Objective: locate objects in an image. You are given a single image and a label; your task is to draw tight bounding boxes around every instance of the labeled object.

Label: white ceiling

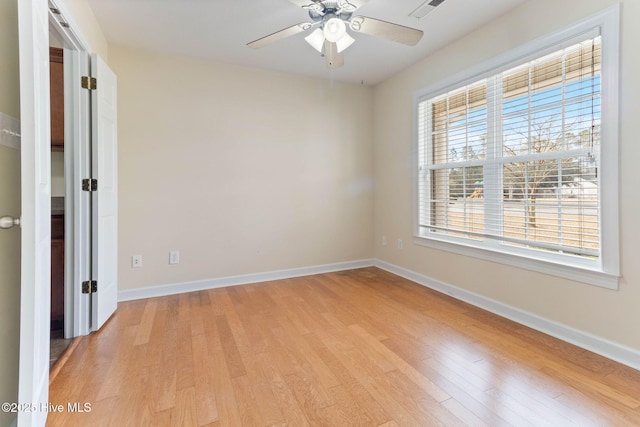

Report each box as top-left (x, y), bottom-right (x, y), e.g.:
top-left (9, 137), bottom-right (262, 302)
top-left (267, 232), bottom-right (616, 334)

top-left (86, 0), bottom-right (527, 85)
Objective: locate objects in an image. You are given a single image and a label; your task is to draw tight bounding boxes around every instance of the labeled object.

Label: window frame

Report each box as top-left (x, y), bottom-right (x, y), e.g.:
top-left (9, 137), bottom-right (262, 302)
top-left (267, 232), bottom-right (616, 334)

top-left (412, 5), bottom-right (620, 289)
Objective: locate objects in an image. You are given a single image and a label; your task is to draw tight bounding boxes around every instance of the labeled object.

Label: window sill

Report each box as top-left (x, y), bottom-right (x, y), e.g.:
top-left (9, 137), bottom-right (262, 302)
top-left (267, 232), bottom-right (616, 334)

top-left (413, 235), bottom-right (619, 290)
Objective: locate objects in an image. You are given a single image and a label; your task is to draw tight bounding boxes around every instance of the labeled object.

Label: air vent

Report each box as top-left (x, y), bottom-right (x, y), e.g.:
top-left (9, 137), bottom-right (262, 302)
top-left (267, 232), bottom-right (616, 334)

top-left (409, 0), bottom-right (446, 19)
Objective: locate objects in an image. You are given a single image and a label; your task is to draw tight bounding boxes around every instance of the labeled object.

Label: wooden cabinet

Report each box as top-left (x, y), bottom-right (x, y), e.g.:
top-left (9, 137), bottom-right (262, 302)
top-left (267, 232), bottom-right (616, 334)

top-left (50, 47), bottom-right (64, 151)
top-left (51, 214), bottom-right (65, 330)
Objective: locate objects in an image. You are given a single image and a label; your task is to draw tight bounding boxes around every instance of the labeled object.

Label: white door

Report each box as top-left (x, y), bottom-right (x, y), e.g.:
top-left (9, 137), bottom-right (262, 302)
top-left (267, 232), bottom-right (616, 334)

top-left (17, 0), bottom-right (51, 425)
top-left (65, 49), bottom-right (93, 337)
top-left (90, 54), bottom-right (118, 330)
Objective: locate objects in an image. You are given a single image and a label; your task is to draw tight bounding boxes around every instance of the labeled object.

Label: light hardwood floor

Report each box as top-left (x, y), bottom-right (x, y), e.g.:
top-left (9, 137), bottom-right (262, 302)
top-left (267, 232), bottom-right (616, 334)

top-left (48, 268), bottom-right (640, 426)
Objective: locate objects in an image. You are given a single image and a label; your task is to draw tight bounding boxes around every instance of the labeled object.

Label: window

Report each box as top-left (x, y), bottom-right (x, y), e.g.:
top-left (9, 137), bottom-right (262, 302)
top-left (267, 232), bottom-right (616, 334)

top-left (414, 8), bottom-right (619, 288)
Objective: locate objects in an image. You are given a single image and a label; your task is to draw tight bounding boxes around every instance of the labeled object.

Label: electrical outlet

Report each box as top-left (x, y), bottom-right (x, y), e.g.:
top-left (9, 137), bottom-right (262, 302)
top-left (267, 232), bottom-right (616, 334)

top-left (397, 239), bottom-right (403, 250)
top-left (382, 235), bottom-right (387, 246)
top-left (132, 255), bottom-right (142, 268)
top-left (169, 250), bottom-right (180, 265)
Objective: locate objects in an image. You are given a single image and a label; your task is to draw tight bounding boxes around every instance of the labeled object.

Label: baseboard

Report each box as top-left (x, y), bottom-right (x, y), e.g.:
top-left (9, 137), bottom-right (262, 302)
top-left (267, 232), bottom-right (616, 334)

top-left (374, 259), bottom-right (640, 372)
top-left (118, 258), bottom-right (375, 302)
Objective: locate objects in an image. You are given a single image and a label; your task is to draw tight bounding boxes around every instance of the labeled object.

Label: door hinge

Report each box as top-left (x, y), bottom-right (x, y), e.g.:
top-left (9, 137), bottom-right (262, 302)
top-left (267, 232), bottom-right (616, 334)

top-left (81, 76), bottom-right (97, 90)
top-left (82, 178), bottom-right (98, 192)
top-left (82, 280), bottom-right (97, 294)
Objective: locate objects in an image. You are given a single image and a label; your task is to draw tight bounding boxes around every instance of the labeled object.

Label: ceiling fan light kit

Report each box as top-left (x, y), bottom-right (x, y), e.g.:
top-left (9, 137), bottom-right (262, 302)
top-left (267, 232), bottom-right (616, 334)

top-left (247, 0), bottom-right (443, 69)
top-left (324, 17), bottom-right (347, 42)
top-left (335, 32), bottom-right (355, 53)
top-left (305, 28), bottom-right (325, 52)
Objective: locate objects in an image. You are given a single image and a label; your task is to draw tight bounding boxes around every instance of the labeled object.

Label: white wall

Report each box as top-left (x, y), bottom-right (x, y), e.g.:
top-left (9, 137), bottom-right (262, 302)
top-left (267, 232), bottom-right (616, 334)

top-left (109, 45), bottom-right (374, 291)
top-left (0, 2), bottom-right (21, 425)
top-left (61, 0), bottom-right (108, 59)
top-left (373, 0), bottom-right (640, 352)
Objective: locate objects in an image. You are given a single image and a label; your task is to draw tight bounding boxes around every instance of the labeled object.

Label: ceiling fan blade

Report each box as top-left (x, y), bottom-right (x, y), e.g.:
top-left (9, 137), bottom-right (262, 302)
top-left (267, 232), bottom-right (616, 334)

top-left (247, 23), bottom-right (313, 49)
top-left (287, 0), bottom-right (367, 11)
top-left (324, 41), bottom-right (344, 69)
top-left (340, 0), bottom-right (369, 10)
top-left (350, 16), bottom-right (423, 46)
top-left (287, 0), bottom-right (320, 8)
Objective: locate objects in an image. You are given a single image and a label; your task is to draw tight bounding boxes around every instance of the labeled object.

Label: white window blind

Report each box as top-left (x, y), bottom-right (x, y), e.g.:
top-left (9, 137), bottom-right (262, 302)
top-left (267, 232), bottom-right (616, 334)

top-left (417, 35), bottom-right (603, 265)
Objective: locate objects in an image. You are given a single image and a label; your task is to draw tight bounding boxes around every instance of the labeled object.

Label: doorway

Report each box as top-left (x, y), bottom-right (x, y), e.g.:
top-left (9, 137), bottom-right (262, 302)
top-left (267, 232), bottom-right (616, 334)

top-left (48, 0), bottom-right (93, 342)
top-left (48, 0), bottom-right (119, 340)
top-left (16, 2), bottom-right (118, 422)
top-left (48, 31), bottom-right (71, 366)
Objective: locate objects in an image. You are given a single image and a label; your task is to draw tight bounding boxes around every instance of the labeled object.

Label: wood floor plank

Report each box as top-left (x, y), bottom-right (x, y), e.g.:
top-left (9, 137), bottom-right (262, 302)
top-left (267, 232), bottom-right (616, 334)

top-left (206, 320), bottom-right (244, 427)
top-left (439, 352), bottom-right (585, 426)
top-left (215, 314), bottom-right (247, 379)
top-left (422, 355), bottom-right (492, 396)
top-left (282, 372), bottom-right (333, 426)
top-left (254, 351), bottom-right (311, 427)
top-left (216, 289), bottom-right (252, 358)
top-left (150, 318), bottom-right (178, 413)
top-left (107, 364), bottom-right (154, 427)
top-left (47, 267), bottom-right (640, 426)
top-left (483, 386), bottom-right (557, 426)
top-left (322, 384), bottom-right (375, 426)
top-left (276, 315), bottom-right (341, 390)
top-left (554, 388), bottom-right (640, 426)
top-left (417, 362), bottom-right (519, 426)
top-left (472, 351), bottom-right (567, 400)
top-left (84, 396), bottom-right (118, 427)
top-left (304, 333), bottom-right (392, 426)
top-left (382, 368), bottom-right (464, 426)
top-left (188, 293), bottom-right (206, 337)
top-left (318, 330), bottom-right (428, 426)
top-left (229, 322), bottom-right (285, 425)
top-left (441, 397), bottom-right (491, 427)
top-left (172, 387), bottom-right (197, 427)
top-left (134, 300), bottom-right (158, 345)
top-left (541, 364), bottom-right (640, 409)
top-left (230, 375), bottom-right (262, 427)
top-left (349, 324), bottom-right (450, 402)
top-left (466, 321), bottom-right (640, 409)
top-left (191, 333), bottom-right (219, 425)
top-left (282, 293), bottom-right (335, 334)
top-left (175, 320), bottom-right (195, 391)
top-left (270, 326), bottom-right (336, 409)
top-left (96, 325), bottom-right (138, 400)
top-left (217, 289), bottom-right (287, 425)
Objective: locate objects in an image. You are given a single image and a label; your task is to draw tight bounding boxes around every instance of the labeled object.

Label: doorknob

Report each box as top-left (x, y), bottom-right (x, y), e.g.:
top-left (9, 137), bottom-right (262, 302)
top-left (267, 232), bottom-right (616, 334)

top-left (0, 216), bottom-right (21, 229)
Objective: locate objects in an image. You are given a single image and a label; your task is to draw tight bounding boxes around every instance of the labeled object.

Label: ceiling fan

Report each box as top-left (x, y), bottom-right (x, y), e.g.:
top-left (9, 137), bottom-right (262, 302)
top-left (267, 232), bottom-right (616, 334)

top-left (247, 0), bottom-right (425, 69)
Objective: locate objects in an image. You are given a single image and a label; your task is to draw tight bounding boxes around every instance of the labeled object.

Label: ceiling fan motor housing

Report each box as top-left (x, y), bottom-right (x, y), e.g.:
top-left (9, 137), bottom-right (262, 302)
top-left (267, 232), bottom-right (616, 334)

top-left (308, 0), bottom-right (356, 23)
